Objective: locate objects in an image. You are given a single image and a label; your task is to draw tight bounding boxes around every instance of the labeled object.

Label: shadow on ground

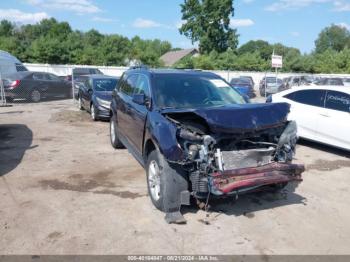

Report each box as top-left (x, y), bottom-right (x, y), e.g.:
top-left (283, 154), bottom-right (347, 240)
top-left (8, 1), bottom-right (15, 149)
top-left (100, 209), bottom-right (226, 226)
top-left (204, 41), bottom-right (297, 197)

top-left (298, 138), bottom-right (350, 159)
top-left (0, 124), bottom-right (34, 176)
top-left (183, 183), bottom-right (306, 219)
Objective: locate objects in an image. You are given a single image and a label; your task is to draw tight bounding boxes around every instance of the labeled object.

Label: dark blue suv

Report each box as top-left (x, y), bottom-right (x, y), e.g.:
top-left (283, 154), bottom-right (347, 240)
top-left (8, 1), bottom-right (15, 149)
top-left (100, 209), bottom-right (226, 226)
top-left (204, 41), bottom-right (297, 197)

top-left (109, 67), bottom-right (304, 224)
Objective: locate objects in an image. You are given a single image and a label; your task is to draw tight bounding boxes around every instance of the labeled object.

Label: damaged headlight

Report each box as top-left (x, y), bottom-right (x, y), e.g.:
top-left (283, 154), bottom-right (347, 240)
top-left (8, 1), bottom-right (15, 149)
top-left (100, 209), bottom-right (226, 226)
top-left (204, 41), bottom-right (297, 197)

top-left (276, 121), bottom-right (298, 162)
top-left (177, 128), bottom-right (215, 162)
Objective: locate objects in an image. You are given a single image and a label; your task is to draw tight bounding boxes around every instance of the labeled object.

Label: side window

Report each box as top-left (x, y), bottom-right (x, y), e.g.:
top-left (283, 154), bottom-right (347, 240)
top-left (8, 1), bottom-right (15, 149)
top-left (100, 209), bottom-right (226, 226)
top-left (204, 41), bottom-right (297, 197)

top-left (284, 89), bottom-right (326, 107)
top-left (33, 73), bottom-right (44, 80)
top-left (325, 91), bottom-right (350, 113)
top-left (120, 74), bottom-right (137, 96)
top-left (134, 75), bottom-right (150, 97)
top-left (48, 74), bottom-right (59, 81)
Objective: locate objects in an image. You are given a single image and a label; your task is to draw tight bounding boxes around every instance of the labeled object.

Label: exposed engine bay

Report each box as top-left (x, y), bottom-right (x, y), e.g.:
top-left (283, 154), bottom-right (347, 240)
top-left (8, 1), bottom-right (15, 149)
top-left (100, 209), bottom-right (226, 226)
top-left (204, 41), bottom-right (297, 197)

top-left (164, 111), bottom-right (304, 199)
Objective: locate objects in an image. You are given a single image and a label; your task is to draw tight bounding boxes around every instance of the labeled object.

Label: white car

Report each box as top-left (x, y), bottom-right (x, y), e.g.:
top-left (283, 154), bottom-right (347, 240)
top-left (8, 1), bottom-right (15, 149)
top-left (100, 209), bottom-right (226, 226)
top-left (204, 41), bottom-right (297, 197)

top-left (268, 85), bottom-right (350, 151)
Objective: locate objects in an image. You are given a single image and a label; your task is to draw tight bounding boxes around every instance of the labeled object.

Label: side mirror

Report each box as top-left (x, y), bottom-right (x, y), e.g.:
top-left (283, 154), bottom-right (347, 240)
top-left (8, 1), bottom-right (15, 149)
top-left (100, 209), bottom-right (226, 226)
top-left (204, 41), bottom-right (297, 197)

top-left (88, 88), bottom-right (93, 94)
top-left (132, 94), bottom-right (146, 105)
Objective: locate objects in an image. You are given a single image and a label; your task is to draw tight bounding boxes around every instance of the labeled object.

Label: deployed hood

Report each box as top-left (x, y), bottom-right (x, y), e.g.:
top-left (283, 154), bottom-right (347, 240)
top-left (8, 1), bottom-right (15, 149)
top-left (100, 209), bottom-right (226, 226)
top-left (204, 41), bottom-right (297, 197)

top-left (161, 103), bottom-right (290, 133)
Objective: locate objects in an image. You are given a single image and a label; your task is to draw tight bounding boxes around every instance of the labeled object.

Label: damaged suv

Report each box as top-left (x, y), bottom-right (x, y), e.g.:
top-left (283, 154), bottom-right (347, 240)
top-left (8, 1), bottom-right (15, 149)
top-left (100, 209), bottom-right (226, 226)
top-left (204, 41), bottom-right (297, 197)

top-left (109, 67), bottom-right (304, 223)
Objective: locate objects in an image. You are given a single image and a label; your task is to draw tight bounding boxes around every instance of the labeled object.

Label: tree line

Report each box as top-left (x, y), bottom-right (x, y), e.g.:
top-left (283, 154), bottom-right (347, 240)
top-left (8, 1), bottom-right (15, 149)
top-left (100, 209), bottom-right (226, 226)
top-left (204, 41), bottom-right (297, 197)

top-left (177, 0), bottom-right (350, 74)
top-left (0, 18), bottom-right (172, 67)
top-left (1, 16), bottom-right (350, 73)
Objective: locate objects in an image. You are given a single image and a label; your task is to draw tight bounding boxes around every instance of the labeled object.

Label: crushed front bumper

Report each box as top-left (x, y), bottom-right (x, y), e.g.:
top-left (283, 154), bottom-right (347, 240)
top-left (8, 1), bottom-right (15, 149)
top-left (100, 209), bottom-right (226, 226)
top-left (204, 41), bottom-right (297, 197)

top-left (209, 162), bottom-right (304, 195)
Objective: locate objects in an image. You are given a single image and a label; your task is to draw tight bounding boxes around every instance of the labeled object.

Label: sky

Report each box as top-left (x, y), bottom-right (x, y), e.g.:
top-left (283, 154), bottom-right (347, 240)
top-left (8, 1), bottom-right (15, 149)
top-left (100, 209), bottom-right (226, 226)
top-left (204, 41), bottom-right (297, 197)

top-left (0, 0), bottom-right (350, 53)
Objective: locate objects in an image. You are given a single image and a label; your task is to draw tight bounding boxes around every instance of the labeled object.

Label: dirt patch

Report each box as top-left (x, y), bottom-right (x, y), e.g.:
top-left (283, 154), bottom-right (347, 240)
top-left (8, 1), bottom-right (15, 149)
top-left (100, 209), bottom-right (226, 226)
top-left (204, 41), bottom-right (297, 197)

top-left (0, 111), bottom-right (24, 115)
top-left (307, 159), bottom-right (350, 171)
top-left (93, 190), bottom-right (145, 199)
top-left (47, 231), bottom-right (63, 239)
top-left (198, 219), bottom-right (211, 225)
top-left (39, 179), bottom-right (144, 199)
top-left (49, 110), bottom-right (91, 124)
top-left (38, 168), bottom-right (145, 199)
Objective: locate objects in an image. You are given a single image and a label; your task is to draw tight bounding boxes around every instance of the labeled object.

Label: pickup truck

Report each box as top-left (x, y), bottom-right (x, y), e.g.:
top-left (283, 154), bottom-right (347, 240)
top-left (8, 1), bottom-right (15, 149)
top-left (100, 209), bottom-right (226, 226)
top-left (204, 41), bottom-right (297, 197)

top-left (109, 67), bottom-right (304, 224)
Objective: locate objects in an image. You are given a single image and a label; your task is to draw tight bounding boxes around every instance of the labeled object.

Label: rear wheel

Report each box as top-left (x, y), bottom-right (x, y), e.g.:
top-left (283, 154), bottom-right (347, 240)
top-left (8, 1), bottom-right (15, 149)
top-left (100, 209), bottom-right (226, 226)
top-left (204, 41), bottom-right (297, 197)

top-left (30, 89), bottom-right (41, 102)
top-left (110, 114), bottom-right (124, 149)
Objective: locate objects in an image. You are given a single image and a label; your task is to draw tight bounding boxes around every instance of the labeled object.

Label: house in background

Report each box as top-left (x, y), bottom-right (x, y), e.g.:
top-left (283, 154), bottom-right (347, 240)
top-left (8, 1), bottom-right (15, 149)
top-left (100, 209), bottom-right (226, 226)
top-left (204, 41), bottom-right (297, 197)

top-left (160, 48), bottom-right (199, 67)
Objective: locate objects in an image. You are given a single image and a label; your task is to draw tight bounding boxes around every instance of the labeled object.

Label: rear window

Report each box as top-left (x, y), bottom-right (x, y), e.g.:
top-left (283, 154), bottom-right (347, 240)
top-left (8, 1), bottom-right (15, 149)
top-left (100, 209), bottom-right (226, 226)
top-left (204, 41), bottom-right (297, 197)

top-left (15, 64), bottom-right (28, 72)
top-left (73, 68), bottom-right (103, 75)
top-left (325, 91), bottom-right (350, 113)
top-left (93, 79), bottom-right (118, 92)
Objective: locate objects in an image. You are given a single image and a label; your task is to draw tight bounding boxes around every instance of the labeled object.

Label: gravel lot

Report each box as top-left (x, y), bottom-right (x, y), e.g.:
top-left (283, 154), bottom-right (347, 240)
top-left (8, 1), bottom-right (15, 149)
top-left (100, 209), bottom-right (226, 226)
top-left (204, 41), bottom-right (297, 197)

top-left (1, 99), bottom-right (350, 255)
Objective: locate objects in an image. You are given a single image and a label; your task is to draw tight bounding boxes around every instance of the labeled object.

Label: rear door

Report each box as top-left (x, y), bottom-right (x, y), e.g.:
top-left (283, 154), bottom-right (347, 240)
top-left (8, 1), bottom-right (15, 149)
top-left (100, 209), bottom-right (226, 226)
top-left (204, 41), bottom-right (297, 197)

top-left (32, 73), bottom-right (47, 93)
top-left (116, 74), bottom-right (138, 144)
top-left (47, 73), bottom-right (66, 96)
top-left (128, 74), bottom-right (151, 152)
top-left (283, 89), bottom-right (326, 140)
top-left (41, 73), bottom-right (56, 96)
top-left (317, 90), bottom-right (350, 149)
top-left (80, 77), bottom-right (93, 108)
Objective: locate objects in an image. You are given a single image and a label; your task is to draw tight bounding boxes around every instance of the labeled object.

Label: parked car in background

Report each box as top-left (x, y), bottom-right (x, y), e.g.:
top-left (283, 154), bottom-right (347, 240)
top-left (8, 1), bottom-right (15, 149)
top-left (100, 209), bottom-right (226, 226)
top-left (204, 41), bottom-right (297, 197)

top-left (268, 85), bottom-right (350, 151)
top-left (64, 67), bottom-right (104, 82)
top-left (285, 76), bottom-right (313, 88)
top-left (259, 77), bottom-right (284, 96)
top-left (314, 78), bottom-right (344, 86)
top-left (239, 75), bottom-right (255, 88)
top-left (230, 77), bottom-right (256, 98)
top-left (109, 67), bottom-right (304, 223)
top-left (77, 75), bottom-right (119, 121)
top-left (3, 71), bottom-right (71, 102)
top-left (71, 68), bottom-right (104, 99)
top-left (342, 78), bottom-right (350, 87)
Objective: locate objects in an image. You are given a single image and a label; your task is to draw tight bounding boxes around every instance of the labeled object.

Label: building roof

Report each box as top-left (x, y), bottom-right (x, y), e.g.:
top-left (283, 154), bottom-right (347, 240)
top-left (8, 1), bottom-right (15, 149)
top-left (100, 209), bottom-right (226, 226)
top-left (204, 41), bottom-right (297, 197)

top-left (160, 48), bottom-right (198, 67)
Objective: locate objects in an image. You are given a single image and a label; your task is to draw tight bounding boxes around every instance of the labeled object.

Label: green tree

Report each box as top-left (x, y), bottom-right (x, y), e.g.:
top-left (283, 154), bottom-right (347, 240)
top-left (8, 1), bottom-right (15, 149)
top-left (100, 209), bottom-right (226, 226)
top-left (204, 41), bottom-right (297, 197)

top-left (179, 0), bottom-right (238, 53)
top-left (238, 40), bottom-right (273, 60)
top-left (315, 24), bottom-right (350, 53)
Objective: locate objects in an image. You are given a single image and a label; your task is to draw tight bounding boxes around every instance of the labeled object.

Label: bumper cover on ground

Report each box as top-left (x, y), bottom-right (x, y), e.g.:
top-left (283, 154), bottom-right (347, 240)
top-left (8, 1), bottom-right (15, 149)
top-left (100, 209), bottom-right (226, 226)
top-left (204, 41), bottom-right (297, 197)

top-left (210, 162), bottom-right (305, 195)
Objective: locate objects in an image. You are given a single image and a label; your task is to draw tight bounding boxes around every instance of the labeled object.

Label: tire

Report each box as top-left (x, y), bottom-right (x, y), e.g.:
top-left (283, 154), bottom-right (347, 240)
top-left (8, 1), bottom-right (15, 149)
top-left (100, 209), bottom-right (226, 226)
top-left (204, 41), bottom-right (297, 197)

top-left (146, 150), bottom-right (166, 211)
top-left (90, 103), bottom-right (98, 121)
top-left (110, 114), bottom-right (124, 149)
top-left (30, 89), bottom-right (41, 103)
top-left (146, 150), bottom-right (189, 213)
top-left (78, 96), bottom-right (83, 110)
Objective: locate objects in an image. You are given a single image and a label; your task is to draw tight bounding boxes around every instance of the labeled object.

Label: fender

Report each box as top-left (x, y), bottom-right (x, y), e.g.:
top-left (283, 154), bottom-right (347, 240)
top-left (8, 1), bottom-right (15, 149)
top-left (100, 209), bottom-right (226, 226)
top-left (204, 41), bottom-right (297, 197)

top-left (144, 111), bottom-right (185, 162)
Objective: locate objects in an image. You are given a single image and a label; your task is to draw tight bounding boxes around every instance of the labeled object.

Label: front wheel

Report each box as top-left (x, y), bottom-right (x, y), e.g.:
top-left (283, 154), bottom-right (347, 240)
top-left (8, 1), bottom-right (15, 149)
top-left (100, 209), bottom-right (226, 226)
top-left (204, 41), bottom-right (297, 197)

top-left (146, 150), bottom-right (165, 211)
top-left (78, 96), bottom-right (83, 110)
top-left (90, 104), bottom-right (98, 121)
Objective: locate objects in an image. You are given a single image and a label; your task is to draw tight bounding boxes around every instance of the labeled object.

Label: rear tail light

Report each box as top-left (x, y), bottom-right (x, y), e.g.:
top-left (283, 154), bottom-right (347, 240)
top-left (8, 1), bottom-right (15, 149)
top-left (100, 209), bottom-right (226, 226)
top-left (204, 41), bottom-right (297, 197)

top-left (9, 80), bottom-right (21, 89)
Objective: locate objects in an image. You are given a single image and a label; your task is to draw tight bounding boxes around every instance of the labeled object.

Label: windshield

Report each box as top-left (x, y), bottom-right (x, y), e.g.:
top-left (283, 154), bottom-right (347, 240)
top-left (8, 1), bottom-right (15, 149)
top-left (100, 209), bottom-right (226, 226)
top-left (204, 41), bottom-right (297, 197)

top-left (153, 74), bottom-right (246, 109)
top-left (231, 78), bottom-right (250, 85)
top-left (93, 79), bottom-right (118, 92)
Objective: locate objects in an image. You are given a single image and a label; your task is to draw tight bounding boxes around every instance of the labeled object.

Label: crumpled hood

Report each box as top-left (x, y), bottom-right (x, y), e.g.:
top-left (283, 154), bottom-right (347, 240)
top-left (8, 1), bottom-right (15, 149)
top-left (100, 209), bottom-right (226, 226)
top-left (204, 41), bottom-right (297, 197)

top-left (161, 103), bottom-right (290, 133)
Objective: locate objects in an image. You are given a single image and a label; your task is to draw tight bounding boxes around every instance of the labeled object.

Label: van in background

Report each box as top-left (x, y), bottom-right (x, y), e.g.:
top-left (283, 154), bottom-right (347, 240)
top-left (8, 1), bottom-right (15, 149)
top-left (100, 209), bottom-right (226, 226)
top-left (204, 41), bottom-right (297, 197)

top-left (0, 50), bottom-right (28, 77)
